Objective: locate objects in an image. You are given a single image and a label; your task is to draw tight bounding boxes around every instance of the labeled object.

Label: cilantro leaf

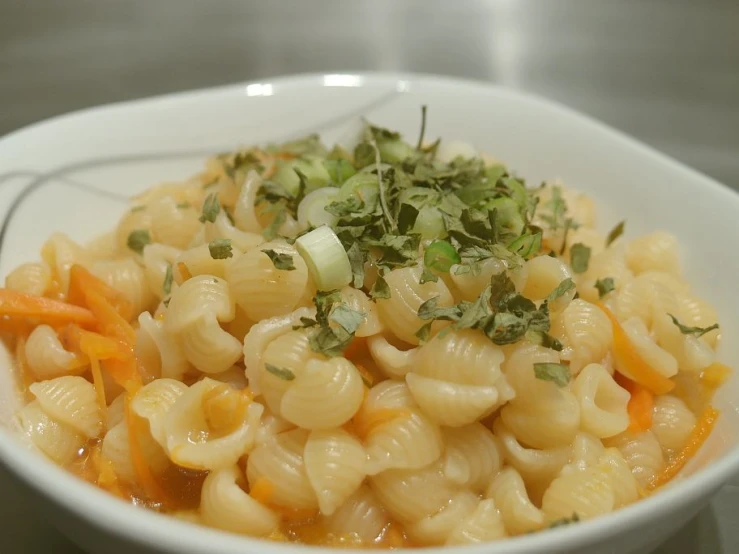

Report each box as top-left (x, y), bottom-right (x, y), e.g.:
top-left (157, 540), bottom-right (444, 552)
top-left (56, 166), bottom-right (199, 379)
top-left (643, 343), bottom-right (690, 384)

top-left (667, 314), bottom-right (719, 337)
top-left (208, 238), bottom-right (233, 260)
top-left (533, 362), bottom-right (571, 387)
top-left (570, 243), bottom-right (591, 273)
top-left (508, 232), bottom-right (542, 260)
top-left (265, 363), bottom-right (296, 381)
top-left (199, 193), bottom-right (220, 223)
top-left (606, 220), bottom-right (625, 246)
top-left (261, 249), bottom-right (295, 270)
top-left (397, 203), bottom-right (420, 235)
top-left (595, 277), bottom-right (615, 298)
top-left (127, 229), bottom-right (151, 255)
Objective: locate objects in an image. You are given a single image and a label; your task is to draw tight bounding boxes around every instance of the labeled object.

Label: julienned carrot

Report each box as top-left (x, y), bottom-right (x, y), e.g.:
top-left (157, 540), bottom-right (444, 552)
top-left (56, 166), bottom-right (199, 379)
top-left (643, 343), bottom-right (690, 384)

top-left (615, 372), bottom-right (654, 432)
top-left (648, 406), bottom-right (720, 490)
top-left (597, 303), bottom-right (675, 395)
top-left (125, 395), bottom-right (169, 505)
top-left (68, 265), bottom-right (133, 321)
top-left (343, 336), bottom-right (367, 361)
top-left (86, 291), bottom-right (136, 346)
top-left (0, 289), bottom-right (96, 326)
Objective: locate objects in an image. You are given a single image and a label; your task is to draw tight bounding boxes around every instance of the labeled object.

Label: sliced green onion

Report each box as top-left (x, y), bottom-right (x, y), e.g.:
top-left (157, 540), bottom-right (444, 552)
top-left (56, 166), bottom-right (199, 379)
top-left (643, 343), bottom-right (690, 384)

top-left (377, 139), bottom-right (417, 163)
top-left (486, 196), bottom-right (525, 238)
top-left (297, 187), bottom-right (340, 230)
top-left (424, 240), bottom-right (461, 272)
top-left (272, 156), bottom-right (332, 196)
top-left (335, 172), bottom-right (380, 210)
top-left (413, 206), bottom-right (446, 240)
top-left (295, 226), bottom-right (352, 291)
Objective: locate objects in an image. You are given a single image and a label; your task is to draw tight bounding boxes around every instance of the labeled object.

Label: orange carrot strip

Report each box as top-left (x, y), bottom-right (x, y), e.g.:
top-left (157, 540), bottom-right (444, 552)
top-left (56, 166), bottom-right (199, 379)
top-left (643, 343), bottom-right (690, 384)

top-left (343, 336), bottom-right (367, 361)
top-left (597, 303), bottom-right (675, 395)
top-left (86, 291), bottom-right (136, 346)
top-left (614, 372), bottom-right (655, 432)
top-left (125, 395), bottom-right (169, 505)
top-left (701, 362), bottom-right (732, 390)
top-left (352, 408), bottom-right (412, 440)
top-left (0, 290), bottom-right (96, 326)
top-left (647, 406), bottom-right (720, 490)
top-left (68, 265), bottom-right (133, 321)
top-left (89, 355), bottom-right (108, 429)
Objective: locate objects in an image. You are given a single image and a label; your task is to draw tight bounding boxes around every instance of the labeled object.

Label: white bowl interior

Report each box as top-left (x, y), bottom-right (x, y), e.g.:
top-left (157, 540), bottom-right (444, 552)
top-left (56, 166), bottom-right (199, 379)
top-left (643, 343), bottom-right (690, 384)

top-left (0, 73), bottom-right (737, 553)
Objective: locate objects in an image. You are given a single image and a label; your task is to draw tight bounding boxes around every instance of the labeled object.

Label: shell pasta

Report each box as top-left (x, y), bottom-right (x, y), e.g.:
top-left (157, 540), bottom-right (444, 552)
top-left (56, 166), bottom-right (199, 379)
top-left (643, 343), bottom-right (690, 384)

top-left (1, 115), bottom-right (729, 549)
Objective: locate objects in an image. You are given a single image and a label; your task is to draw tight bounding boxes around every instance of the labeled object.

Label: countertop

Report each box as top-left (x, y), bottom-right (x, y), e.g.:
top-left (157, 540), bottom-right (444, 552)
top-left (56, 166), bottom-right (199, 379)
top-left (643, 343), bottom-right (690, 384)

top-left (1, 1), bottom-right (738, 552)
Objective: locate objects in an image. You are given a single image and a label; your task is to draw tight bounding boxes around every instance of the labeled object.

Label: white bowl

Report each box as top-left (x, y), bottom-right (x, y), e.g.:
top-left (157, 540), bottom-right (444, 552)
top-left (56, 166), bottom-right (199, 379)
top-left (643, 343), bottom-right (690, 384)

top-left (0, 73), bottom-right (737, 554)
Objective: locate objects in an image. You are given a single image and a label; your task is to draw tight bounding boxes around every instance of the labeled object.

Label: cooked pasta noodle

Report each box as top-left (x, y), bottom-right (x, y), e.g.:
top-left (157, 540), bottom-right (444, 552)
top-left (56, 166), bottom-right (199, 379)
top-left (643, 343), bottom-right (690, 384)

top-left (3, 118), bottom-right (728, 549)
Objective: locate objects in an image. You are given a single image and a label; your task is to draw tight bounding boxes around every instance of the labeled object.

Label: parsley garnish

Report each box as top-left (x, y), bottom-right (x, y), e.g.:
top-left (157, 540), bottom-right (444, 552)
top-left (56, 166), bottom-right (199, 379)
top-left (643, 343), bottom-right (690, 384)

top-left (127, 229), bottom-right (151, 255)
top-left (547, 278), bottom-right (576, 302)
top-left (416, 272), bottom-right (552, 346)
top-left (199, 193), bottom-right (220, 223)
top-left (162, 262), bottom-right (173, 295)
top-left (130, 206), bottom-right (146, 213)
top-left (570, 243), bottom-right (591, 273)
top-left (261, 249), bottom-right (295, 270)
top-left (533, 362), bottom-right (571, 387)
top-left (302, 290), bottom-right (366, 357)
top-left (369, 275), bottom-right (391, 300)
top-left (208, 239), bottom-right (233, 260)
top-left (595, 277), bottom-right (615, 298)
top-left (176, 202), bottom-right (191, 209)
top-left (265, 364), bottom-right (296, 381)
top-left (540, 186), bottom-right (567, 230)
top-left (606, 220), bottom-right (625, 246)
top-left (667, 314), bottom-right (719, 337)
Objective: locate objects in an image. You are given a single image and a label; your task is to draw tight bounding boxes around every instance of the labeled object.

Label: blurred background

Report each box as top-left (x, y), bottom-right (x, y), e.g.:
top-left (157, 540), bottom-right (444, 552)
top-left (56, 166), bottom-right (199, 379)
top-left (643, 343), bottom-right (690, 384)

top-left (1, 1), bottom-right (738, 552)
top-left (1, 0), bottom-right (738, 185)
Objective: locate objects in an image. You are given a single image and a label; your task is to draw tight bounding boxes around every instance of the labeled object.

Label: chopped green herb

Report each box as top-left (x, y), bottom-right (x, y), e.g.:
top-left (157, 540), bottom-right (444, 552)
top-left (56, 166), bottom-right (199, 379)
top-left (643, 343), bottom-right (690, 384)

top-left (162, 262), bottom-right (173, 295)
top-left (534, 362), bottom-right (571, 387)
top-left (549, 513), bottom-right (580, 528)
top-left (508, 232), bottom-right (542, 260)
top-left (595, 277), bottom-right (615, 298)
top-left (415, 321), bottom-right (433, 343)
top-left (305, 290), bottom-right (366, 357)
top-left (205, 238), bottom-right (232, 260)
top-left (176, 202), bottom-right (191, 209)
top-left (261, 249), bottom-right (295, 270)
top-left (126, 229), bottom-right (151, 255)
top-left (199, 193), bottom-right (220, 223)
top-left (130, 205), bottom-right (146, 213)
top-left (265, 363), bottom-right (296, 381)
top-left (547, 278), bottom-right (575, 302)
top-left (540, 186), bottom-right (567, 230)
top-left (369, 275), bottom-right (391, 300)
top-left (569, 243), bottom-right (591, 273)
top-left (419, 267), bottom-right (439, 284)
top-left (667, 314), bottom-right (719, 337)
top-left (606, 220), bottom-right (625, 246)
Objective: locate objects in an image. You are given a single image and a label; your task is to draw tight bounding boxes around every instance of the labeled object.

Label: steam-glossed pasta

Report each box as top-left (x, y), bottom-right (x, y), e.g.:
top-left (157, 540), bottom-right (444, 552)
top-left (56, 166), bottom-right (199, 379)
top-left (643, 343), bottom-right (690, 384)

top-left (2, 111), bottom-right (728, 548)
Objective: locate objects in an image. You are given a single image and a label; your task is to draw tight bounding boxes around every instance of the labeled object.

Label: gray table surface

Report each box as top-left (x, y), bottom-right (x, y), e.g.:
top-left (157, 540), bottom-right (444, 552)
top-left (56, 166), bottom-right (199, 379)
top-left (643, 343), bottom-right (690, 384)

top-left (1, 1), bottom-right (738, 552)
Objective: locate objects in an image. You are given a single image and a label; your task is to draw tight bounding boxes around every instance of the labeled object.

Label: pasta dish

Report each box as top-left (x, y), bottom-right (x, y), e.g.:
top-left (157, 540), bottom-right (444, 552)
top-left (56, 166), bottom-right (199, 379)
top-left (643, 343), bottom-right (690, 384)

top-left (0, 110), bottom-right (728, 547)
